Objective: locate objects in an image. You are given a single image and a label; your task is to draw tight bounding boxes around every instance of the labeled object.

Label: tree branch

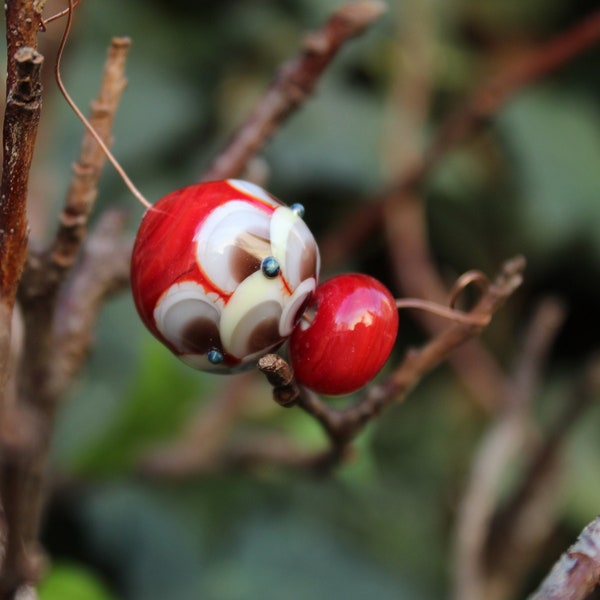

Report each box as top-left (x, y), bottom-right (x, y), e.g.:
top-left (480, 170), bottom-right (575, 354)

top-left (259, 256), bottom-right (525, 472)
top-left (453, 299), bottom-right (566, 600)
top-left (5, 1), bottom-right (44, 94)
top-left (53, 209), bottom-right (132, 393)
top-left (49, 36), bottom-right (131, 273)
top-left (319, 8), bottom-right (600, 269)
top-left (21, 36), bottom-right (131, 301)
top-left (0, 5), bottom-right (44, 591)
top-left (201, 0), bottom-right (386, 181)
top-left (527, 515), bottom-right (600, 600)
top-left (0, 33), bottom-right (131, 596)
top-left (0, 46), bottom-right (44, 407)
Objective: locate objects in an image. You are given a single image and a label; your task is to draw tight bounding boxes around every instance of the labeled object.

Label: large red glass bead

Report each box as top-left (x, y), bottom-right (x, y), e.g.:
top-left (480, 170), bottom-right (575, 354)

top-left (131, 179), bottom-right (320, 373)
top-left (288, 274), bottom-right (398, 395)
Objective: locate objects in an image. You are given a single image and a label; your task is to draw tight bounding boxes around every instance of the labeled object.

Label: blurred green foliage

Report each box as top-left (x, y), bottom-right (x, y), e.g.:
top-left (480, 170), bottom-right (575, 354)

top-left (38, 562), bottom-right (114, 600)
top-left (32, 0), bottom-right (600, 597)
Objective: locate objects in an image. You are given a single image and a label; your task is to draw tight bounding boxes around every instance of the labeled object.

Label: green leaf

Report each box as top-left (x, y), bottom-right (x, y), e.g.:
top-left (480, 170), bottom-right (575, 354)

top-left (39, 563), bottom-right (115, 600)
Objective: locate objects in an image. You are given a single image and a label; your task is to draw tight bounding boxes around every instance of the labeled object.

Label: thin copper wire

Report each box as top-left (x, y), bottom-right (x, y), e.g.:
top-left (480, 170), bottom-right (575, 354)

top-left (54, 0), bottom-right (153, 209)
top-left (394, 298), bottom-right (491, 327)
top-left (448, 270), bottom-right (491, 310)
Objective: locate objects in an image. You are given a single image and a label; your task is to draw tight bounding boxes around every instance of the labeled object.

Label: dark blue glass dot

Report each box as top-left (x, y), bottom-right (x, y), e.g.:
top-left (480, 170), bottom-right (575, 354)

top-left (207, 349), bottom-right (224, 364)
top-left (291, 203), bottom-right (305, 218)
top-left (261, 256), bottom-right (280, 278)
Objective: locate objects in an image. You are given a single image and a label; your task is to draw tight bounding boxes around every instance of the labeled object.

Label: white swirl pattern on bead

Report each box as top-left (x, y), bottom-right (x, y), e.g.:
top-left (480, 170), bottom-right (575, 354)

top-left (152, 183), bottom-right (319, 372)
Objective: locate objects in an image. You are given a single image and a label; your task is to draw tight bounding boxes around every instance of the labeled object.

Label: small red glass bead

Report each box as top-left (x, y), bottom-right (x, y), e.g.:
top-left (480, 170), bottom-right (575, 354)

top-left (288, 273), bottom-right (398, 395)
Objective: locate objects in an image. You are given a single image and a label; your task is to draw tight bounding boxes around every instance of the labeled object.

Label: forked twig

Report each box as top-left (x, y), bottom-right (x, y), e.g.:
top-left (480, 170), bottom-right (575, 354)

top-left (259, 256), bottom-right (525, 472)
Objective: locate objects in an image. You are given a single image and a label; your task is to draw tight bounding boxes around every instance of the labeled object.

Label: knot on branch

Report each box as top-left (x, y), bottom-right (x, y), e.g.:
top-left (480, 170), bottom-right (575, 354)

top-left (257, 354), bottom-right (300, 407)
top-left (11, 48), bottom-right (44, 106)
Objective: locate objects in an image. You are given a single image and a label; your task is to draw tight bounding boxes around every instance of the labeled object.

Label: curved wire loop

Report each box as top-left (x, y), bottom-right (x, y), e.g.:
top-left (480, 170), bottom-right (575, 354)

top-left (396, 270), bottom-right (492, 327)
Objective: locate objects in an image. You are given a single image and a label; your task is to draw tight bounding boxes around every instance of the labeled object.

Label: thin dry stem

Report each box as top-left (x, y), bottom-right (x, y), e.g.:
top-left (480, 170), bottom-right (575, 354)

top-left (40, 0), bottom-right (80, 28)
top-left (54, 1), bottom-right (149, 208)
top-left (485, 354), bottom-right (600, 600)
top-left (259, 257), bottom-right (524, 472)
top-left (452, 299), bottom-right (588, 600)
top-left (201, 0), bottom-right (386, 181)
top-left (21, 36), bottom-right (132, 302)
top-left (139, 375), bottom-right (254, 478)
top-left (453, 299), bottom-right (565, 600)
top-left (319, 8), bottom-right (600, 268)
top-left (53, 210), bottom-right (132, 392)
top-left (528, 515), bottom-right (600, 600)
top-left (50, 37), bottom-right (132, 271)
top-left (384, 189), bottom-right (507, 412)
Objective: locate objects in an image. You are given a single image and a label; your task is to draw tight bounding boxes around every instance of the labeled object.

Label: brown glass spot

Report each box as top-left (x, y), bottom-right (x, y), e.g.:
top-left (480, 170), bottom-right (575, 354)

top-left (299, 242), bottom-right (318, 282)
top-left (247, 317), bottom-right (281, 354)
top-left (180, 317), bottom-right (222, 354)
top-left (230, 232), bottom-right (271, 282)
top-left (229, 246), bottom-right (262, 283)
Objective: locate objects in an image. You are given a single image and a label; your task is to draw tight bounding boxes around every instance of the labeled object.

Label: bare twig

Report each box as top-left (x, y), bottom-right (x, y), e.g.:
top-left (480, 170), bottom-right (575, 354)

top-left (319, 8), bottom-right (600, 268)
top-left (0, 47), bottom-right (44, 410)
top-left (256, 354), bottom-right (300, 408)
top-left (0, 47), bottom-right (43, 299)
top-left (50, 36), bottom-right (131, 272)
top-left (201, 0), bottom-right (386, 181)
top-left (21, 37), bottom-right (132, 300)
top-left (422, 7), bottom-right (600, 179)
top-left (53, 210), bottom-right (132, 392)
top-left (139, 375), bottom-right (253, 478)
top-left (377, 15), bottom-right (600, 414)
top-left (383, 187), bottom-right (507, 412)
top-left (259, 256), bottom-right (525, 472)
top-left (527, 515), bottom-right (600, 600)
top-left (0, 14), bottom-right (44, 591)
top-left (452, 299), bottom-right (566, 600)
top-left (0, 33), bottom-right (132, 595)
top-left (485, 355), bottom-right (600, 600)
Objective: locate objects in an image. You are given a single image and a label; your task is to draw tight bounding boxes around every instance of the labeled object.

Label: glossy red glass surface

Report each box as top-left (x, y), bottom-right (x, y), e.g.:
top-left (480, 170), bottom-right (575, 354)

top-left (131, 179), bottom-right (320, 373)
top-left (288, 273), bottom-right (398, 395)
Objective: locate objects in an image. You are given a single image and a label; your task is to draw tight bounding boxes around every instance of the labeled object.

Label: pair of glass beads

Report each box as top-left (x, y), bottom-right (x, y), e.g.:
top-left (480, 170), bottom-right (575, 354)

top-left (131, 179), bottom-right (398, 395)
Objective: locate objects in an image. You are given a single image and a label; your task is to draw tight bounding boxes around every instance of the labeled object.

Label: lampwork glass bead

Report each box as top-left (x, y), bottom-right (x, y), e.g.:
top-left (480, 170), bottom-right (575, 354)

top-left (131, 179), bottom-right (320, 373)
